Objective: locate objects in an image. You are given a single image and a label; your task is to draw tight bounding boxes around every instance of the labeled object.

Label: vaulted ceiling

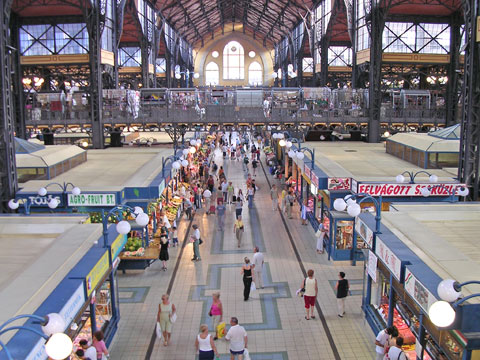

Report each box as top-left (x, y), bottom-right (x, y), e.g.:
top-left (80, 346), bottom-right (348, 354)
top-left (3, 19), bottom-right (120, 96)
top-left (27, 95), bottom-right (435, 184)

top-left (154, 0), bottom-right (313, 47)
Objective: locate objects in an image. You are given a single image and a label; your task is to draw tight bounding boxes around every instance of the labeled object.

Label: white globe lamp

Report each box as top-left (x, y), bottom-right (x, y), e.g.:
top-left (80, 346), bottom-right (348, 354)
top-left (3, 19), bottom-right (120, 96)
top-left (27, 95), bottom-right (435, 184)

top-left (38, 187), bottom-right (47, 196)
top-left (172, 161), bottom-right (181, 170)
top-left (8, 199), bottom-right (19, 210)
top-left (181, 159), bottom-right (189, 167)
top-left (345, 196), bottom-right (356, 206)
top-left (196, 139), bottom-right (202, 146)
top-left (182, 149), bottom-right (189, 156)
top-left (429, 174), bottom-right (439, 183)
top-left (347, 203), bottom-right (362, 217)
top-left (189, 146), bottom-right (196, 154)
top-left (135, 212), bottom-right (150, 227)
top-left (285, 141), bottom-right (292, 148)
top-left (48, 198), bottom-right (59, 209)
top-left (193, 73), bottom-right (200, 79)
top-left (458, 187), bottom-right (469, 197)
top-left (279, 139), bottom-right (286, 147)
top-left (278, 133), bottom-right (284, 139)
top-left (288, 150), bottom-right (295, 158)
top-left (190, 139), bottom-right (196, 146)
top-left (116, 220), bottom-right (131, 234)
top-left (333, 198), bottom-right (347, 212)
top-left (203, 189), bottom-right (211, 197)
top-left (428, 301), bottom-right (456, 327)
top-left (437, 279), bottom-right (462, 302)
top-left (296, 152), bottom-right (305, 160)
top-left (72, 187), bottom-right (81, 196)
top-left (42, 313), bottom-right (66, 336)
top-left (272, 133), bottom-right (278, 139)
top-left (396, 174), bottom-right (405, 183)
top-left (45, 333), bottom-right (73, 360)
top-left (175, 73), bottom-right (181, 80)
top-left (420, 187), bottom-right (431, 197)
top-left (133, 206), bottom-right (144, 215)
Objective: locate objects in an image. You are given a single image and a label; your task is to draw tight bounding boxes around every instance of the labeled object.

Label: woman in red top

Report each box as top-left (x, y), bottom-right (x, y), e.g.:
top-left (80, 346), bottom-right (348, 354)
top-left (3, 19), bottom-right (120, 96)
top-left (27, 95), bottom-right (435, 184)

top-left (92, 330), bottom-right (109, 359)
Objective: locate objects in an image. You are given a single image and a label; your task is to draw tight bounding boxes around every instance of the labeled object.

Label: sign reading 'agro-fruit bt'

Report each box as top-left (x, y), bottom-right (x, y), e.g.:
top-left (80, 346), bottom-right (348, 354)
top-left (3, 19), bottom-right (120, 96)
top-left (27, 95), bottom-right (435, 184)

top-left (68, 193), bottom-right (116, 206)
top-left (356, 183), bottom-right (467, 197)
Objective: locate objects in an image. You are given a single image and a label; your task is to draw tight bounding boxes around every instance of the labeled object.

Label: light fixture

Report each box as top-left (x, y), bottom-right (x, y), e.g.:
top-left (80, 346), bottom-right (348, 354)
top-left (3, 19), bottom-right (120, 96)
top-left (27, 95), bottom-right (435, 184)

top-left (135, 212), bottom-right (150, 227)
top-left (116, 220), bottom-right (131, 234)
top-left (212, 51), bottom-right (219, 58)
top-left (272, 72), bottom-right (278, 79)
top-left (279, 139), bottom-right (286, 147)
top-left (133, 206), bottom-right (144, 215)
top-left (396, 174), bottom-right (406, 183)
top-left (347, 203), bottom-right (361, 217)
top-left (383, 131), bottom-right (391, 138)
top-left (193, 73), bottom-right (200, 79)
top-left (277, 133), bottom-right (284, 139)
top-left (190, 139), bottom-right (197, 146)
top-left (72, 187), bottom-right (81, 196)
top-left (428, 301), bottom-right (456, 327)
top-left (296, 152), bottom-right (305, 160)
top-left (272, 133), bottom-right (278, 139)
top-left (420, 187), bottom-right (431, 197)
top-left (333, 198), bottom-right (347, 212)
top-left (249, 51), bottom-right (256, 58)
top-left (288, 150), bottom-right (295, 157)
top-left (175, 73), bottom-right (181, 80)
top-left (189, 146), bottom-right (196, 154)
top-left (41, 313), bottom-right (66, 336)
top-left (8, 199), bottom-right (19, 210)
top-left (320, 135), bottom-right (326, 141)
top-left (172, 161), bottom-right (181, 170)
top-left (181, 159), bottom-right (189, 167)
top-left (48, 198), bottom-right (59, 209)
top-left (196, 139), bottom-right (202, 146)
top-left (458, 187), bottom-right (469, 196)
top-left (285, 141), bottom-right (292, 148)
top-left (44, 333), bottom-right (73, 360)
top-left (182, 148), bottom-right (190, 156)
top-left (429, 174), bottom-right (439, 183)
top-left (437, 279), bottom-right (462, 302)
top-left (38, 187), bottom-right (47, 196)
top-left (81, 141), bottom-right (89, 148)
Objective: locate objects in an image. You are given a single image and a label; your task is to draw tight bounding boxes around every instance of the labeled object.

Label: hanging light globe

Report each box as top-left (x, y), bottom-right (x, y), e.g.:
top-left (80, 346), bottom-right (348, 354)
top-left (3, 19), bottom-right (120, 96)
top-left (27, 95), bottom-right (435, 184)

top-left (135, 212), bottom-right (150, 227)
top-left (116, 220), bottom-right (131, 234)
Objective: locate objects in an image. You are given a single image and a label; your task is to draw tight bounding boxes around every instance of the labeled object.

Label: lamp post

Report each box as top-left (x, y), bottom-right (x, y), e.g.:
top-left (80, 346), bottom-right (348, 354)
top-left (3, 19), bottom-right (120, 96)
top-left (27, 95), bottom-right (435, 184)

top-left (429, 279), bottom-right (480, 328)
top-left (0, 313), bottom-right (73, 360)
top-left (395, 170), bottom-right (438, 184)
top-left (8, 183), bottom-right (81, 214)
top-left (101, 205), bottom-right (150, 248)
top-left (285, 145), bottom-right (315, 171)
top-left (419, 183), bottom-right (469, 202)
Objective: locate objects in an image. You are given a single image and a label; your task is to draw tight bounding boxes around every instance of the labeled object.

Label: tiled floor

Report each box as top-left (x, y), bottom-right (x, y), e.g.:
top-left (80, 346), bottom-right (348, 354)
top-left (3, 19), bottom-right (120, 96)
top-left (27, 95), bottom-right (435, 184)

top-left (109, 154), bottom-right (376, 360)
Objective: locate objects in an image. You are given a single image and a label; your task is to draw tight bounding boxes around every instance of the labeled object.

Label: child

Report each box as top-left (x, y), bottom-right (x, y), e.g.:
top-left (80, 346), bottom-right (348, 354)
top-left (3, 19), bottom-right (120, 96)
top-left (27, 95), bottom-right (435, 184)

top-left (172, 226), bottom-right (179, 247)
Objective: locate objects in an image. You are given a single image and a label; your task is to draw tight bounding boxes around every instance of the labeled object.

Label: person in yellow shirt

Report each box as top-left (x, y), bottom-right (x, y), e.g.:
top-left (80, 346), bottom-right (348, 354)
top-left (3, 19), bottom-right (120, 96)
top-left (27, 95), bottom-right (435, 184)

top-left (233, 216), bottom-right (245, 248)
top-left (281, 187), bottom-right (287, 213)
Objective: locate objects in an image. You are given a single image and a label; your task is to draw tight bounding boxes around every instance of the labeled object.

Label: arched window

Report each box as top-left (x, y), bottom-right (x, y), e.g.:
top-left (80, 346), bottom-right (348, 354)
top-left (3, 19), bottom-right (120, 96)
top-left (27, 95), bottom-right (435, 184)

top-left (205, 62), bottom-right (219, 85)
top-left (223, 41), bottom-right (244, 80)
top-left (248, 61), bottom-right (263, 86)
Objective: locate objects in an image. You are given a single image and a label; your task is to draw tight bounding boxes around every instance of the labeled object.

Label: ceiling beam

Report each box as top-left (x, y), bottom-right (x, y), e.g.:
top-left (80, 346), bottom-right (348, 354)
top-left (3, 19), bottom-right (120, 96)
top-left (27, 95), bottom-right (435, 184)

top-left (264, 2), bottom-right (290, 43)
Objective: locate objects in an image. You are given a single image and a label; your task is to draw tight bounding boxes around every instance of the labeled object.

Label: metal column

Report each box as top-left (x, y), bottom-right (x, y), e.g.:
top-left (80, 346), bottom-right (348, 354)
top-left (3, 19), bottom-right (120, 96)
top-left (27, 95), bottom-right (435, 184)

top-left (319, 39), bottom-right (329, 86)
top-left (11, 14), bottom-right (25, 140)
top-left (458, 0), bottom-right (480, 199)
top-left (0, 0), bottom-right (18, 211)
top-left (115, 0), bottom-right (127, 88)
top-left (445, 16), bottom-right (461, 127)
top-left (86, 0), bottom-right (105, 149)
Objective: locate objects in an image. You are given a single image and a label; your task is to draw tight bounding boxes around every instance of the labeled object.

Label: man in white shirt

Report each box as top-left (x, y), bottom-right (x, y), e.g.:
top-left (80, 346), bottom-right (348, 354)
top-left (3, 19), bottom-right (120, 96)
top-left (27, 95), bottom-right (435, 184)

top-left (386, 337), bottom-right (407, 360)
top-left (375, 326), bottom-right (396, 360)
top-left (225, 317), bottom-right (247, 360)
top-left (79, 339), bottom-right (97, 360)
top-left (252, 246), bottom-right (265, 289)
top-left (221, 180), bottom-right (228, 203)
top-left (192, 224), bottom-right (201, 261)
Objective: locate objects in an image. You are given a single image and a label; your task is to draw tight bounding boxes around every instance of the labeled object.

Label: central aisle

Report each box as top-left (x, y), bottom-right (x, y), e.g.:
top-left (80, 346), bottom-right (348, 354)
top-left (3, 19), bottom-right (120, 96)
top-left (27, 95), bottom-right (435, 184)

top-left (109, 152), bottom-right (376, 360)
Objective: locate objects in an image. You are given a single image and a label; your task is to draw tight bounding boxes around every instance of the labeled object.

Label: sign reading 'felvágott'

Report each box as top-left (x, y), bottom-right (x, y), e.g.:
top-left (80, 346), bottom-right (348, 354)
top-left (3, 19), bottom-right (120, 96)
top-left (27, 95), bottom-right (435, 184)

top-left (68, 193), bottom-right (116, 206)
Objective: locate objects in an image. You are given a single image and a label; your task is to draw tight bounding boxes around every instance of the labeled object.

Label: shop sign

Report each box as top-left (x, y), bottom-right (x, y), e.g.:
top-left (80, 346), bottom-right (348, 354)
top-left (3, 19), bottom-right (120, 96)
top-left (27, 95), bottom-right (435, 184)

top-left (356, 183), bottom-right (467, 197)
top-left (158, 180), bottom-right (165, 195)
top-left (68, 193), bottom-right (116, 207)
top-left (328, 177), bottom-right (351, 191)
top-left (26, 283), bottom-right (85, 360)
top-left (110, 234), bottom-right (127, 261)
top-left (351, 179), bottom-right (358, 193)
top-left (355, 218), bottom-right (374, 248)
top-left (18, 194), bottom-right (62, 208)
top-left (367, 250), bottom-right (378, 282)
top-left (404, 268), bottom-right (437, 313)
top-left (310, 183), bottom-right (318, 195)
top-left (86, 251), bottom-right (110, 297)
top-left (304, 165), bottom-right (311, 181)
top-left (311, 173), bottom-right (319, 188)
top-left (375, 237), bottom-right (402, 280)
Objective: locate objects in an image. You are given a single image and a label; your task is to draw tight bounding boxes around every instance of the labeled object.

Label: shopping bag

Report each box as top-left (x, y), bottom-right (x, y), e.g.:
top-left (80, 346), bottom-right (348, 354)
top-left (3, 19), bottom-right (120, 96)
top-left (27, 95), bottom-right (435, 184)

top-left (250, 282), bottom-right (256, 292)
top-left (170, 312), bottom-right (177, 323)
top-left (243, 348), bottom-right (251, 360)
top-left (209, 205), bottom-right (216, 214)
top-left (216, 322), bottom-right (226, 339)
top-left (155, 322), bottom-right (162, 339)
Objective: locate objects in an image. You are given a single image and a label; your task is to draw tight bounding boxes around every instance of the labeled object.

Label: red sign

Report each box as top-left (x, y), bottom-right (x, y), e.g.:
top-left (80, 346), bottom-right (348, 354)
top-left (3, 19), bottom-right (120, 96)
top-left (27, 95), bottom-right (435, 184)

top-left (311, 173), bottom-right (319, 188)
top-left (356, 183), bottom-right (467, 197)
top-left (328, 178), bottom-right (351, 191)
top-left (304, 166), bottom-right (311, 181)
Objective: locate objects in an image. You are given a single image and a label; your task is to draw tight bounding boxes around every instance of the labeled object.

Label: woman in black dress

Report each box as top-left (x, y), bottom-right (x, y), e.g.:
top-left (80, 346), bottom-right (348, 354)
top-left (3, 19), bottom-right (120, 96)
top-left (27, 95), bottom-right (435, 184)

top-left (241, 257), bottom-right (254, 301)
top-left (159, 235), bottom-right (169, 271)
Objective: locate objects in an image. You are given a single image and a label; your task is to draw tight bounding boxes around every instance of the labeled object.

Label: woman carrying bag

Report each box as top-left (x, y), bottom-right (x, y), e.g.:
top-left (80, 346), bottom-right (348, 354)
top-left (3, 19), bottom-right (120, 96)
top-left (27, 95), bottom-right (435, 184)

top-left (157, 294), bottom-right (177, 346)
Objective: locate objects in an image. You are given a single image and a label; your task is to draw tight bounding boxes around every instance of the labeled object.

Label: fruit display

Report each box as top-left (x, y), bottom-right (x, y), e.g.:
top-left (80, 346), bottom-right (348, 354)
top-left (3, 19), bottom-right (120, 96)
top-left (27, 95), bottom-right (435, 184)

top-left (164, 196), bottom-right (183, 222)
top-left (125, 236), bottom-right (143, 251)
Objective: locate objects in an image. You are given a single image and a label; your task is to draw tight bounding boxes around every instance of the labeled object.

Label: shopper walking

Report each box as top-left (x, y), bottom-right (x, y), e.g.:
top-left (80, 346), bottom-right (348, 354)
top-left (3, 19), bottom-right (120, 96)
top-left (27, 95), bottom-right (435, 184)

top-left (243, 155), bottom-right (249, 173)
top-left (251, 158), bottom-right (258, 176)
top-left (217, 200), bottom-right (226, 231)
top-left (235, 190), bottom-right (244, 219)
top-left (192, 224), bottom-right (201, 261)
top-left (234, 216), bottom-right (245, 248)
top-left (270, 184), bottom-right (278, 211)
top-left (252, 246), bottom-right (264, 289)
top-left (302, 269), bottom-right (318, 320)
top-left (209, 292), bottom-right (223, 340)
top-left (241, 257), bottom-right (254, 301)
top-left (195, 324), bottom-right (219, 360)
top-left (207, 175), bottom-right (215, 192)
top-left (227, 181), bottom-right (234, 204)
top-left (286, 191), bottom-right (295, 219)
top-left (281, 187), bottom-right (287, 213)
top-left (203, 189), bottom-right (212, 214)
top-left (301, 199), bottom-right (308, 225)
top-left (247, 185), bottom-right (254, 209)
top-left (315, 223), bottom-right (327, 254)
top-left (374, 326), bottom-right (398, 360)
top-left (225, 317), bottom-right (248, 360)
top-left (157, 294), bottom-right (176, 346)
top-left (336, 272), bottom-right (349, 317)
top-left (92, 331), bottom-right (109, 359)
top-left (185, 198), bottom-right (193, 220)
top-left (221, 179), bottom-right (228, 202)
top-left (159, 235), bottom-right (169, 271)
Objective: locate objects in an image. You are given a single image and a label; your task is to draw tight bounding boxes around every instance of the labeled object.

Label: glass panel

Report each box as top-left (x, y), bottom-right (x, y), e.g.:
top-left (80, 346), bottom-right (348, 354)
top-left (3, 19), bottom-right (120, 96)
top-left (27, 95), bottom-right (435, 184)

top-left (417, 23), bottom-right (450, 54)
top-left (302, 57), bottom-right (314, 72)
top-left (223, 41), bottom-right (244, 80)
top-left (20, 25), bottom-right (54, 56)
top-left (248, 61), bottom-right (263, 85)
top-left (328, 47), bottom-right (352, 66)
top-left (56, 24), bottom-right (88, 54)
top-left (205, 61), bottom-right (219, 85)
top-left (383, 22), bottom-right (415, 53)
top-left (119, 47), bottom-right (141, 66)
top-left (156, 58), bottom-right (166, 73)
top-left (335, 220), bottom-right (354, 249)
